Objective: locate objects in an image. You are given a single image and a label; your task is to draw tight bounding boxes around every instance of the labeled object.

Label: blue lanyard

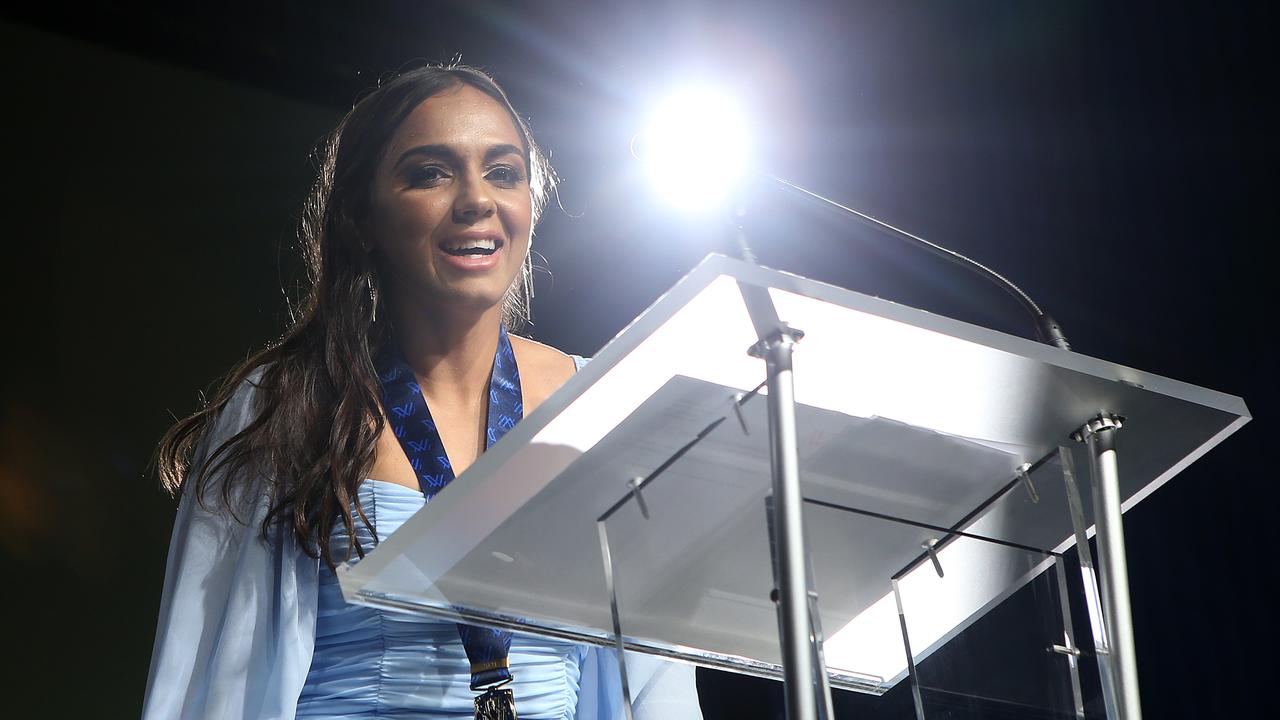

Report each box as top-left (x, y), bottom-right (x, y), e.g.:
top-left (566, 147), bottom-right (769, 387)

top-left (376, 326), bottom-right (522, 690)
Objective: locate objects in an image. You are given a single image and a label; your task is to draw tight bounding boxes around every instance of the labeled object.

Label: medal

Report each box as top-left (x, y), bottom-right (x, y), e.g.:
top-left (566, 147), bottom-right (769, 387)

top-left (474, 684), bottom-right (518, 720)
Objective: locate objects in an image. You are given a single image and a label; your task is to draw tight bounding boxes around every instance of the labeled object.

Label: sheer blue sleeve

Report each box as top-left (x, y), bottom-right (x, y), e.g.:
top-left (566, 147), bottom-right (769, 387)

top-left (568, 353), bottom-right (703, 719)
top-left (142, 374), bottom-right (320, 720)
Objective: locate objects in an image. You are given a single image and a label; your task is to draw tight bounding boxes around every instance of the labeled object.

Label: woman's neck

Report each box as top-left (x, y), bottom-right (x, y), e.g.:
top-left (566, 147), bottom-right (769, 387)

top-left (386, 298), bottom-right (505, 405)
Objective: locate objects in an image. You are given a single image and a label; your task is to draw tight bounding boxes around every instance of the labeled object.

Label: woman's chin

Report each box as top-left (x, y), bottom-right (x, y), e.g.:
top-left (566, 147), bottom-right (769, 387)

top-left (428, 283), bottom-right (512, 317)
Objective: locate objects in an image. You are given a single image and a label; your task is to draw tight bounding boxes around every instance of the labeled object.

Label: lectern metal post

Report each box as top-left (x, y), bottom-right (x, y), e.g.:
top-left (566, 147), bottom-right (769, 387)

top-left (1075, 415), bottom-right (1143, 720)
top-left (756, 328), bottom-right (833, 720)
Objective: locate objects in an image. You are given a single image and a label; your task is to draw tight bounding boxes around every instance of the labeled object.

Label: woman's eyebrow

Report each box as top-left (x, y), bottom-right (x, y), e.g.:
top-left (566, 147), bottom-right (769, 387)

top-left (393, 144), bottom-right (458, 170)
top-left (393, 143), bottom-right (525, 170)
top-left (483, 144), bottom-right (525, 163)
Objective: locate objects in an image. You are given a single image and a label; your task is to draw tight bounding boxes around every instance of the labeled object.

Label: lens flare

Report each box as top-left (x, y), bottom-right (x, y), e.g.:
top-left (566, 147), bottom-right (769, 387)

top-left (636, 87), bottom-right (751, 211)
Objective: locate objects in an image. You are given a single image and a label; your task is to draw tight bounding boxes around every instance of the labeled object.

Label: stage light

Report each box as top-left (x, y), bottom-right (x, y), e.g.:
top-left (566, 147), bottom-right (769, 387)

top-left (634, 87), bottom-right (752, 211)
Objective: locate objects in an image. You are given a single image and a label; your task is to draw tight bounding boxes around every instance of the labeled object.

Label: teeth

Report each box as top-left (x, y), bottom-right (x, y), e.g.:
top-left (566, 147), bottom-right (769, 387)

top-left (443, 238), bottom-right (497, 252)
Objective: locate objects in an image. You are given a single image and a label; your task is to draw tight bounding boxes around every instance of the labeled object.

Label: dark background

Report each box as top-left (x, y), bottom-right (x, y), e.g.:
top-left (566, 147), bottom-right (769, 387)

top-left (0, 1), bottom-right (1274, 717)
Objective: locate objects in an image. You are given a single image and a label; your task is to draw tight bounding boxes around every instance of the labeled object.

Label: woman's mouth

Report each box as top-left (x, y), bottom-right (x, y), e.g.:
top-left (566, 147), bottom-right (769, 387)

top-left (437, 235), bottom-right (505, 271)
top-left (440, 237), bottom-right (502, 257)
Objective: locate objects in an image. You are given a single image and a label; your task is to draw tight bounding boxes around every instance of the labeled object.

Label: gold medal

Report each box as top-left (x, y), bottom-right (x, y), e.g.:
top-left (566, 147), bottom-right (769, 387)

top-left (474, 685), bottom-right (518, 720)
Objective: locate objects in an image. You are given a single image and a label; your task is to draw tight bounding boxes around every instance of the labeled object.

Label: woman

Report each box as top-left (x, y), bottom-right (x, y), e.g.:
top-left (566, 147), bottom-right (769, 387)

top-left (143, 64), bottom-right (702, 720)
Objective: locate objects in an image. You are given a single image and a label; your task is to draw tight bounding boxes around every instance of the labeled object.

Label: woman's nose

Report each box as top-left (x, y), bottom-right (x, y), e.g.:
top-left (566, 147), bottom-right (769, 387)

top-left (452, 174), bottom-right (496, 223)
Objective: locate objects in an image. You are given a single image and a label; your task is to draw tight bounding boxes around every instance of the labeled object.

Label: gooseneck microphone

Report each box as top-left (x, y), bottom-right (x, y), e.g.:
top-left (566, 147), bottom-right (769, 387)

top-left (765, 175), bottom-right (1072, 351)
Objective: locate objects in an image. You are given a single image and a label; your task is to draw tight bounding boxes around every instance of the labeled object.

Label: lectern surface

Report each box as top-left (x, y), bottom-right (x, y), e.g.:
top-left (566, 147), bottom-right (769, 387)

top-left (338, 254), bottom-right (1249, 693)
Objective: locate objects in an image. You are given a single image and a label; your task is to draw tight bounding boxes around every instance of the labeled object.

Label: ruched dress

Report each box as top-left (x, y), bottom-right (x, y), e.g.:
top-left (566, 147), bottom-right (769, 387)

top-left (295, 478), bottom-right (588, 718)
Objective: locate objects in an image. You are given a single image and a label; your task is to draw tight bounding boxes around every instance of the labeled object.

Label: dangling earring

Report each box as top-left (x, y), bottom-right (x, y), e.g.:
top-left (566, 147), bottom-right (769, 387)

top-left (521, 251), bottom-right (535, 323)
top-left (368, 275), bottom-right (379, 323)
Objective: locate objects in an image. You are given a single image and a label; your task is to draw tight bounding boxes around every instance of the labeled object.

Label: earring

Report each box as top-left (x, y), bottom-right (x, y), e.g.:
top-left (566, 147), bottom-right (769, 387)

top-left (522, 252), bottom-right (535, 318)
top-left (368, 275), bottom-right (378, 323)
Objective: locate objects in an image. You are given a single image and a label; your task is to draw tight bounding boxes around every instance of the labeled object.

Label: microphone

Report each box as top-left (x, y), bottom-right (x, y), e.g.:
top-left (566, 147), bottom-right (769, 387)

top-left (763, 175), bottom-right (1072, 351)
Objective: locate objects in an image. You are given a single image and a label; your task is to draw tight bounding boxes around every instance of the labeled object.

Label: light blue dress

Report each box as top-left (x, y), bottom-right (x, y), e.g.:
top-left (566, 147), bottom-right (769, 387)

top-left (142, 362), bottom-right (702, 720)
top-left (297, 478), bottom-right (587, 718)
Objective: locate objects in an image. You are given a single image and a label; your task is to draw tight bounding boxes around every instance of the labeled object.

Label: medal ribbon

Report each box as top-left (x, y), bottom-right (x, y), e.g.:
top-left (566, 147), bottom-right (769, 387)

top-left (376, 326), bottom-right (523, 691)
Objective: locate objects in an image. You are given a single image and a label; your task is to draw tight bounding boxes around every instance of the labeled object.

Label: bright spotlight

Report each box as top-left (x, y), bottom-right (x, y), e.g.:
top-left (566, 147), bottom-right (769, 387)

top-left (635, 87), bottom-right (752, 211)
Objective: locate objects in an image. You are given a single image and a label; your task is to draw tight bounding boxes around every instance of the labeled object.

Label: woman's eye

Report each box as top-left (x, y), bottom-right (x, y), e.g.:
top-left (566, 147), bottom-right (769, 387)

top-left (407, 165), bottom-right (448, 187)
top-left (486, 165), bottom-right (524, 186)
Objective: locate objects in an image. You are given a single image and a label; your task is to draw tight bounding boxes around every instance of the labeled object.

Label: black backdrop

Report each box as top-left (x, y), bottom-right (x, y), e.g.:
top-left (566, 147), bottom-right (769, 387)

top-left (0, 2), bottom-right (1274, 717)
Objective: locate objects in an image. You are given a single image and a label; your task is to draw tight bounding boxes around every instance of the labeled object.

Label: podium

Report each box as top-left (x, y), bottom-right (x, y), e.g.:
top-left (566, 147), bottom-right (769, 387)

top-left (338, 254), bottom-right (1249, 719)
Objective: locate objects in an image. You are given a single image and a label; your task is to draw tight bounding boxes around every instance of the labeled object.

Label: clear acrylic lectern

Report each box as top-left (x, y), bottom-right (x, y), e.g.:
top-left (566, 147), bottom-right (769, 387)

top-left (338, 254), bottom-right (1250, 719)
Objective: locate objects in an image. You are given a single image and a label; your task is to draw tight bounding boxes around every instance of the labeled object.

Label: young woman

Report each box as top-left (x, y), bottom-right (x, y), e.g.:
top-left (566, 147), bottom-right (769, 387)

top-left (143, 64), bottom-right (702, 720)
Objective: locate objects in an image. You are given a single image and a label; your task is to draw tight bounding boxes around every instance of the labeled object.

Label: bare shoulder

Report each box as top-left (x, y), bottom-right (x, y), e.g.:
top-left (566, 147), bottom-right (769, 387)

top-left (509, 335), bottom-right (577, 413)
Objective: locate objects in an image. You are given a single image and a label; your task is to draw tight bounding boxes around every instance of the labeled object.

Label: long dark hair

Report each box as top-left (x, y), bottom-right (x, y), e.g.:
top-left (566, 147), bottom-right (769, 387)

top-left (156, 64), bottom-right (556, 569)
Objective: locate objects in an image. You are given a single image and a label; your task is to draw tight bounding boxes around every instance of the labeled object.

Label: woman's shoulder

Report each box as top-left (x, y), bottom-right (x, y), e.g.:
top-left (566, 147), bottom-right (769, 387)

top-left (216, 364), bottom-right (270, 433)
top-left (180, 363), bottom-right (272, 501)
top-left (509, 335), bottom-right (576, 374)
top-left (508, 335), bottom-right (578, 412)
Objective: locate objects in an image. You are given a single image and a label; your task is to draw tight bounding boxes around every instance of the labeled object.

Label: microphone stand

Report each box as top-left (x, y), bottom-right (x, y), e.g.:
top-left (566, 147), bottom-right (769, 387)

top-left (764, 175), bottom-right (1073, 352)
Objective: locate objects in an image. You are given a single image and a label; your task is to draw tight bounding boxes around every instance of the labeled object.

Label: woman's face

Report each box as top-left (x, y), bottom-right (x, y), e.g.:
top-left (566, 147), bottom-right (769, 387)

top-left (367, 84), bottom-right (533, 319)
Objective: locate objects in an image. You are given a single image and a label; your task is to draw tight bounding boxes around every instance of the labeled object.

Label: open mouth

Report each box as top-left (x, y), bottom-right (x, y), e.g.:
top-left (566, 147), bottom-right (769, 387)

top-left (440, 237), bottom-right (503, 257)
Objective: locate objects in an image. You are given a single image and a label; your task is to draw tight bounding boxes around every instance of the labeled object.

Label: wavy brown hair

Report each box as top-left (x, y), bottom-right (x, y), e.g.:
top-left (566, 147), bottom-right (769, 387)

top-left (155, 64), bottom-right (556, 569)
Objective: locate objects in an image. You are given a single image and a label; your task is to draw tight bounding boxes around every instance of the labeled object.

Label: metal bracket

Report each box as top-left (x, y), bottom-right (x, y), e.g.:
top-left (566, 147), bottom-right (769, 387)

top-left (732, 392), bottom-right (750, 435)
top-left (1071, 412), bottom-right (1125, 442)
top-left (921, 538), bottom-right (945, 578)
top-left (1017, 462), bottom-right (1039, 503)
top-left (626, 476), bottom-right (650, 520)
top-left (746, 322), bottom-right (805, 358)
